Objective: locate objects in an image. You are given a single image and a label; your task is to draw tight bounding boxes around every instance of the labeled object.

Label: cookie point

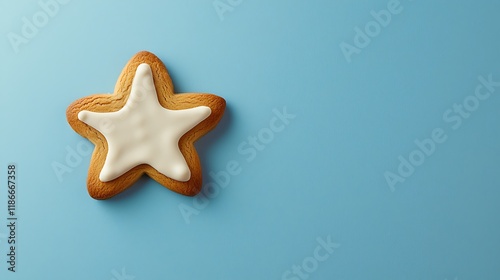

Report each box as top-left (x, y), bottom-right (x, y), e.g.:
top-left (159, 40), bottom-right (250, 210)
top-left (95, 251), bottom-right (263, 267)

top-left (99, 171), bottom-right (113, 183)
top-left (78, 111), bottom-right (88, 121)
top-left (174, 166), bottom-right (191, 182)
top-left (98, 173), bottom-right (106, 182)
top-left (200, 106), bottom-right (212, 117)
top-left (137, 63), bottom-right (152, 74)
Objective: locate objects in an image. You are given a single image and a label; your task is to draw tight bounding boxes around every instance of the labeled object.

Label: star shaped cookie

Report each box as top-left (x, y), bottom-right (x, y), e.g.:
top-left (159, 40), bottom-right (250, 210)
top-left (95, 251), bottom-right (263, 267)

top-left (66, 51), bottom-right (226, 199)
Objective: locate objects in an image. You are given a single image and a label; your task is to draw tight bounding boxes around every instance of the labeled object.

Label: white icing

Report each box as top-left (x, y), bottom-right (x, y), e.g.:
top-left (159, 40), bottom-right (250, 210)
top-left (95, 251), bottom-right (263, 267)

top-left (78, 63), bottom-right (211, 182)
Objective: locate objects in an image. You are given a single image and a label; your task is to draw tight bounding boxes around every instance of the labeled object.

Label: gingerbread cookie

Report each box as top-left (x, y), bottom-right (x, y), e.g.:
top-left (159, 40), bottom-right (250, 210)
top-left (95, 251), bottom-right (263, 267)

top-left (66, 51), bottom-right (226, 199)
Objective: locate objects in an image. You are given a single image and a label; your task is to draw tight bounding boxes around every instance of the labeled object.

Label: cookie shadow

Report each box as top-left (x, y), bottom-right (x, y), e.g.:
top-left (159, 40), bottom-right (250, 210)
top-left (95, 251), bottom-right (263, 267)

top-left (195, 103), bottom-right (233, 198)
top-left (102, 176), bottom-right (151, 203)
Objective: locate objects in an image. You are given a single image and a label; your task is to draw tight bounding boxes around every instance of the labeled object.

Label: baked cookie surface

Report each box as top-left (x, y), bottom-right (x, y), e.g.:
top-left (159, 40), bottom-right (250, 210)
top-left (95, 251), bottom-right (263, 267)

top-left (67, 51), bottom-right (226, 199)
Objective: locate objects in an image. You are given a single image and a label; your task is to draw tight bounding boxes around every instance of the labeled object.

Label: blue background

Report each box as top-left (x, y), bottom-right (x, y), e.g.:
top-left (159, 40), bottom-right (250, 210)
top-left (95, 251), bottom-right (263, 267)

top-left (1, 0), bottom-right (500, 279)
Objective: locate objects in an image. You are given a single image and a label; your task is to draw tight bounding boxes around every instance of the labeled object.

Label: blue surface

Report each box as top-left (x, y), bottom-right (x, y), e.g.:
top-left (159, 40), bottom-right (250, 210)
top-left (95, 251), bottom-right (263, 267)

top-left (1, 0), bottom-right (500, 279)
